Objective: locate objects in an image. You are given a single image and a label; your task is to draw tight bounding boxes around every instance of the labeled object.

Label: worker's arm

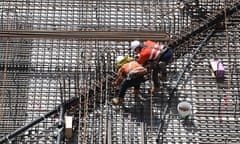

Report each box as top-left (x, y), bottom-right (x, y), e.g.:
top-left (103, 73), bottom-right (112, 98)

top-left (137, 49), bottom-right (151, 65)
top-left (113, 68), bottom-right (125, 85)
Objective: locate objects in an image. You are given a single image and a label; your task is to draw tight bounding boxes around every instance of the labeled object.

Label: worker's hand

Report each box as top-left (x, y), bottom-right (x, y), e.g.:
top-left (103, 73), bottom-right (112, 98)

top-left (112, 81), bottom-right (118, 86)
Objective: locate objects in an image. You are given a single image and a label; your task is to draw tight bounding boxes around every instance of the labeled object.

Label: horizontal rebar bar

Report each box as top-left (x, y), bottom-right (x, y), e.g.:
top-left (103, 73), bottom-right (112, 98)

top-left (0, 31), bottom-right (169, 41)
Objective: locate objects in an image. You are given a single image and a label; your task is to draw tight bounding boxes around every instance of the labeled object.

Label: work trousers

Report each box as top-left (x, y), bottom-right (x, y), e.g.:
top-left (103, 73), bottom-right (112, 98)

top-left (118, 76), bottom-right (146, 98)
top-left (150, 48), bottom-right (173, 88)
top-left (151, 62), bottom-right (166, 88)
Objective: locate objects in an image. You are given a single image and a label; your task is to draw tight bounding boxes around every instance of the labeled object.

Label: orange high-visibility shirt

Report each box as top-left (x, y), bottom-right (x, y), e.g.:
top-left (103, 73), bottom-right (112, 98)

top-left (115, 61), bottom-right (146, 84)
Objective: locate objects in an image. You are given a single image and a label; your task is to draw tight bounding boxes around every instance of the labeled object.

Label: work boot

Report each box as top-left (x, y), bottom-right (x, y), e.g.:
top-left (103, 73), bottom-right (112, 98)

top-left (131, 88), bottom-right (139, 96)
top-left (150, 87), bottom-right (160, 93)
top-left (111, 97), bottom-right (124, 105)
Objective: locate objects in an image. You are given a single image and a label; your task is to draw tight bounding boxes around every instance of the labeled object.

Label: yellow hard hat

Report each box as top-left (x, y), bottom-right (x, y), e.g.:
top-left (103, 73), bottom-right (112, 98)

top-left (116, 55), bottom-right (133, 69)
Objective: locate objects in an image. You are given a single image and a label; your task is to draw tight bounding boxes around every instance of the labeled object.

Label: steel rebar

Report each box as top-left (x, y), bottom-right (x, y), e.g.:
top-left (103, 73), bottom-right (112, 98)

top-left (0, 31), bottom-right (169, 41)
top-left (0, 97), bottom-right (79, 144)
top-left (156, 29), bottom-right (215, 143)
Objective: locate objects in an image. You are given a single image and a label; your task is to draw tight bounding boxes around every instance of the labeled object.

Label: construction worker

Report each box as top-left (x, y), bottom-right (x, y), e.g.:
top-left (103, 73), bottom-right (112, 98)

top-left (111, 56), bottom-right (148, 106)
top-left (130, 40), bottom-right (173, 93)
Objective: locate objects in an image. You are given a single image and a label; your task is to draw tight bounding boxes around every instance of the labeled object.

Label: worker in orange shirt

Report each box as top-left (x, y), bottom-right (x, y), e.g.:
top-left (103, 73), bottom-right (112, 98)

top-left (130, 40), bottom-right (173, 93)
top-left (111, 56), bottom-right (148, 105)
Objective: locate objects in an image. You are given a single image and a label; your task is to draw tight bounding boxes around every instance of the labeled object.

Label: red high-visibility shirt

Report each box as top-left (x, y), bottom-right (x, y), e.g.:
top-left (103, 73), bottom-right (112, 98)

top-left (138, 40), bottom-right (165, 64)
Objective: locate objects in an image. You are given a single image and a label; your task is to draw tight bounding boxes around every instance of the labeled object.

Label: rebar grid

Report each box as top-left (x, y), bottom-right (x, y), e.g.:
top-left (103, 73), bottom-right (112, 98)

top-left (0, 0), bottom-right (240, 144)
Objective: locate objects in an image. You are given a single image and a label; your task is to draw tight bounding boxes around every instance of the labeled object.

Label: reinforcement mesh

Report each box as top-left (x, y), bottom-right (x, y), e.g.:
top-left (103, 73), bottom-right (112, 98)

top-left (0, 0), bottom-right (239, 144)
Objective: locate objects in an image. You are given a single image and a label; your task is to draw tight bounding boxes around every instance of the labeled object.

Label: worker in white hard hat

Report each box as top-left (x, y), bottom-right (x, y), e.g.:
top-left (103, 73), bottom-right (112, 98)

top-left (111, 55), bottom-right (148, 105)
top-left (130, 40), bottom-right (173, 93)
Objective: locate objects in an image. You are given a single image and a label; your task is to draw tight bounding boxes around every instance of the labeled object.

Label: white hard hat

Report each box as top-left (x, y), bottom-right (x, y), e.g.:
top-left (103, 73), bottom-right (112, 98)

top-left (130, 40), bottom-right (141, 51)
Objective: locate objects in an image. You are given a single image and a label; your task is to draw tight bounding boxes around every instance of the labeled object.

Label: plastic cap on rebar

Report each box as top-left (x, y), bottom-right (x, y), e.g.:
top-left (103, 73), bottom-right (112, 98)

top-left (130, 40), bottom-right (141, 51)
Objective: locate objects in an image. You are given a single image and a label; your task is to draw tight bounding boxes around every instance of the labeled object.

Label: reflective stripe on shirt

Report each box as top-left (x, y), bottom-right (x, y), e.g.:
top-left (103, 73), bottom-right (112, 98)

top-left (148, 44), bottom-right (161, 60)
